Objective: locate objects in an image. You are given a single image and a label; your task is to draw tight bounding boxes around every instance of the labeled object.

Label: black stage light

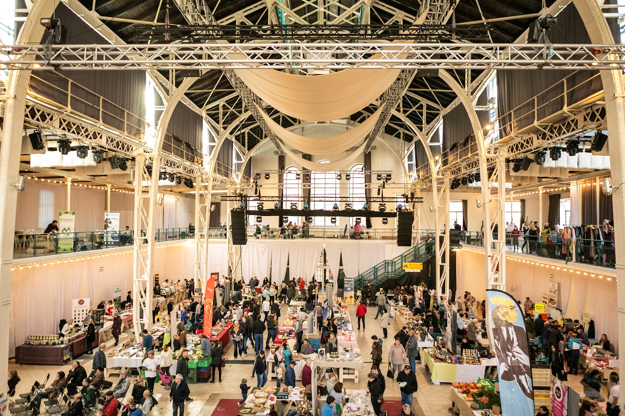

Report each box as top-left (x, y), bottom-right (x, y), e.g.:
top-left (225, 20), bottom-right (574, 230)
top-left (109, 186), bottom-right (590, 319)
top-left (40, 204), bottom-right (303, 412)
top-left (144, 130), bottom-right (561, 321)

top-left (254, 173), bottom-right (261, 180)
top-left (282, 216), bottom-right (289, 223)
top-left (550, 147), bottom-right (562, 161)
top-left (512, 159), bottom-right (522, 173)
top-left (109, 155), bottom-right (120, 169)
top-left (522, 157), bottom-right (532, 171)
top-left (566, 140), bottom-right (580, 156)
top-left (304, 173), bottom-right (310, 181)
top-left (330, 217), bottom-right (337, 224)
top-left (93, 150), bottom-right (103, 163)
top-left (290, 203), bottom-right (297, 210)
top-left (337, 173), bottom-right (342, 180)
top-left (333, 203), bottom-right (339, 211)
top-left (146, 165), bottom-right (153, 177)
top-left (382, 218), bottom-right (388, 225)
top-left (256, 216), bottom-right (262, 223)
top-left (29, 131), bottom-right (45, 150)
top-left (184, 178), bottom-right (194, 188)
top-left (346, 174), bottom-right (351, 181)
top-left (118, 158), bottom-right (128, 171)
top-left (307, 217), bottom-right (313, 224)
top-left (592, 131), bottom-right (608, 152)
top-left (265, 173), bottom-right (270, 180)
top-left (535, 151), bottom-right (546, 165)
top-left (76, 146), bottom-right (88, 159)
top-left (176, 175), bottom-right (182, 185)
top-left (304, 203), bottom-right (309, 210)
top-left (451, 179), bottom-right (461, 189)
top-left (387, 174), bottom-right (392, 181)
top-left (355, 218), bottom-right (361, 224)
top-left (474, 172), bottom-right (480, 182)
top-left (295, 173), bottom-right (301, 180)
top-left (168, 173), bottom-right (175, 182)
top-left (345, 203), bottom-right (353, 210)
top-left (257, 203), bottom-right (264, 211)
top-left (467, 174), bottom-right (475, 184)
top-left (58, 139), bottom-right (71, 155)
top-left (379, 203), bottom-right (386, 212)
top-left (461, 177), bottom-right (468, 186)
top-left (160, 171), bottom-right (168, 181)
top-left (376, 174), bottom-right (382, 181)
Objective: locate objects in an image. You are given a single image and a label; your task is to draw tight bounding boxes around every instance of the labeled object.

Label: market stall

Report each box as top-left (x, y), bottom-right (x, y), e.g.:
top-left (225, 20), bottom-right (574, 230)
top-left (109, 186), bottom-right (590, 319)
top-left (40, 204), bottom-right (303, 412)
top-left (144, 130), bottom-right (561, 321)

top-left (15, 330), bottom-right (100, 365)
top-left (584, 346), bottom-right (619, 386)
top-left (422, 348), bottom-right (488, 385)
top-left (342, 390), bottom-right (375, 416)
top-left (205, 322), bottom-right (233, 348)
top-left (448, 384), bottom-right (500, 416)
top-left (237, 385), bottom-right (308, 416)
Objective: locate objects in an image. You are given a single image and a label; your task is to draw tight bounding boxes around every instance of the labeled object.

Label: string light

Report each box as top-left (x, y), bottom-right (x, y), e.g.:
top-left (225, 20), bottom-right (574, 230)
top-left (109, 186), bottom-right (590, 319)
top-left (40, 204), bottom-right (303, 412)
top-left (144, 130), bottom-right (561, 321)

top-left (24, 176), bottom-right (134, 194)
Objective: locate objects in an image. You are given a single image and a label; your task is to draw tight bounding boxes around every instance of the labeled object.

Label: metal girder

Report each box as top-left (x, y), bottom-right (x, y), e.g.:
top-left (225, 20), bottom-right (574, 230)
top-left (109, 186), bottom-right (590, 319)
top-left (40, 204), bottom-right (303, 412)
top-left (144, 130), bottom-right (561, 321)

top-left (435, 176), bottom-right (451, 300)
top-left (194, 175), bottom-right (212, 290)
top-left (6, 43), bottom-right (625, 70)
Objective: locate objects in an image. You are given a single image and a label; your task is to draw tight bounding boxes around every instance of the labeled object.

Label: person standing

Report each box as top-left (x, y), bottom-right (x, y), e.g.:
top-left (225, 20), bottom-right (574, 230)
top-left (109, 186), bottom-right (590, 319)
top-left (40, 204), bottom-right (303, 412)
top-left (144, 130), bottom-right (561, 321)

top-left (252, 317), bottom-right (266, 355)
top-left (568, 332), bottom-right (582, 376)
top-left (86, 319), bottom-right (96, 355)
top-left (396, 365), bottom-right (418, 408)
top-left (356, 301), bottom-right (367, 330)
top-left (388, 337), bottom-right (407, 376)
top-left (231, 323), bottom-right (245, 358)
top-left (380, 309), bottom-right (389, 339)
top-left (200, 334), bottom-right (212, 357)
top-left (266, 313), bottom-right (278, 350)
top-left (252, 350), bottom-right (267, 388)
top-left (607, 373), bottom-right (620, 416)
top-left (302, 358), bottom-right (312, 390)
top-left (367, 372), bottom-right (384, 416)
top-left (406, 329), bottom-right (419, 372)
top-left (375, 291), bottom-right (386, 319)
top-left (169, 375), bottom-right (190, 416)
top-left (112, 313), bottom-right (122, 346)
top-left (176, 349), bottom-right (190, 383)
top-left (93, 344), bottom-right (107, 371)
top-left (142, 350), bottom-right (159, 394)
top-left (294, 318), bottom-right (304, 353)
top-left (238, 378), bottom-right (249, 407)
top-left (314, 303), bottom-right (324, 331)
top-left (210, 342), bottom-right (223, 383)
top-left (285, 362), bottom-right (296, 388)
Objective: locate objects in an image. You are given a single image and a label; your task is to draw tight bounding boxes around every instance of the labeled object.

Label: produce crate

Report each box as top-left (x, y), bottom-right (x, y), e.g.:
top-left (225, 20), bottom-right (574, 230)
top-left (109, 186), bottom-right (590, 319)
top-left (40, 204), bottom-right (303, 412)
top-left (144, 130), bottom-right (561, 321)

top-left (197, 366), bottom-right (210, 383)
top-left (477, 379), bottom-right (495, 391)
top-left (198, 358), bottom-right (211, 368)
top-left (188, 360), bottom-right (198, 369)
top-left (188, 368), bottom-right (197, 384)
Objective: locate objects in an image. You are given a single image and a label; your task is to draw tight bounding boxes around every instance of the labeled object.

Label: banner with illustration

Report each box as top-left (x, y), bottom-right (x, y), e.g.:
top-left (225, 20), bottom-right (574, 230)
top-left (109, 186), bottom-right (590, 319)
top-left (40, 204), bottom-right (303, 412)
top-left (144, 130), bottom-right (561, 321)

top-left (104, 213), bottom-right (120, 244)
top-left (549, 279), bottom-right (559, 309)
top-left (551, 377), bottom-right (569, 416)
top-left (58, 211), bottom-right (75, 252)
top-left (486, 289), bottom-right (535, 416)
top-left (344, 278), bottom-right (355, 304)
top-left (203, 276), bottom-right (216, 337)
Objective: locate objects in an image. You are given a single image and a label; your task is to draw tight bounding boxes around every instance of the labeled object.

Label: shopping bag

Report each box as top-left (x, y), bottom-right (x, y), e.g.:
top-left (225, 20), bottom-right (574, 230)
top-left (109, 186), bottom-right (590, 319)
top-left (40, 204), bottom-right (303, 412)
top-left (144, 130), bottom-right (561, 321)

top-left (386, 365), bottom-right (394, 379)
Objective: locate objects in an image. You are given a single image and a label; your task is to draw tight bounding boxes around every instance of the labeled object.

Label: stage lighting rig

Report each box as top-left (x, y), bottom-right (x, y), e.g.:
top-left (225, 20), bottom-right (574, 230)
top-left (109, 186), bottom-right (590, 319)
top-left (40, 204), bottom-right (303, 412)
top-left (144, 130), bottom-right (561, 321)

top-left (76, 146), bottom-right (88, 159)
top-left (57, 139), bottom-right (71, 155)
top-left (550, 147), bottom-right (562, 161)
top-left (566, 140), bottom-right (580, 156)
top-left (379, 203), bottom-right (386, 212)
top-left (521, 157), bottom-right (532, 171)
top-left (118, 158), bottom-right (128, 171)
top-left (535, 151), bottom-right (546, 165)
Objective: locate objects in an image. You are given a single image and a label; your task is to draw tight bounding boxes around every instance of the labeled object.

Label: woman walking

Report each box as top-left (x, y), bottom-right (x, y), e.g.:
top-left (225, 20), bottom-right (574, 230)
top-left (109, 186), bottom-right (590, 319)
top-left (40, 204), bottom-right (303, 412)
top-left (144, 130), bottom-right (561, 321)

top-left (388, 337), bottom-right (407, 377)
top-left (380, 309), bottom-right (389, 339)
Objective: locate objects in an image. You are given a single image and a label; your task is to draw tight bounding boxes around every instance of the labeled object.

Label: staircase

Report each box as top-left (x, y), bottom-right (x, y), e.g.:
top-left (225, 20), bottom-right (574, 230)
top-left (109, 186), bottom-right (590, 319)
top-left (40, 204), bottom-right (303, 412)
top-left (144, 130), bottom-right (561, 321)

top-left (355, 241), bottom-right (435, 290)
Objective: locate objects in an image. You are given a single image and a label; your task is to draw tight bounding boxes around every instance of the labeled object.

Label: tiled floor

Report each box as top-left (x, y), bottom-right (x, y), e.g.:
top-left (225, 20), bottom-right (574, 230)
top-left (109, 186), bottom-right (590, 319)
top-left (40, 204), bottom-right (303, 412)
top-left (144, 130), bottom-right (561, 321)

top-left (9, 302), bottom-right (606, 416)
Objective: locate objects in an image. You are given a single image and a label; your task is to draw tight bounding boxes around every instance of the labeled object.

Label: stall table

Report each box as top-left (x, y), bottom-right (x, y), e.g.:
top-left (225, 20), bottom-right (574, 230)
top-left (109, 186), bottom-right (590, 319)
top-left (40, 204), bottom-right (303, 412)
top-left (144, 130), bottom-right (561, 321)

top-left (422, 349), bottom-right (486, 385)
top-left (342, 389), bottom-right (374, 416)
top-left (448, 387), bottom-right (482, 416)
top-left (15, 332), bottom-right (100, 365)
top-left (209, 323), bottom-right (233, 348)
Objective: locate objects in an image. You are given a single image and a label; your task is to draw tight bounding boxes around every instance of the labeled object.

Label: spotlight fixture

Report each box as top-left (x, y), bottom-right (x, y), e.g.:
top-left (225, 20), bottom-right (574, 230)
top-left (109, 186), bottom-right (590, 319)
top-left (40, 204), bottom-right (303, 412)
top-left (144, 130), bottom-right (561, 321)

top-left (387, 174), bottom-right (392, 181)
top-left (333, 203), bottom-right (339, 211)
top-left (382, 218), bottom-right (388, 225)
top-left (304, 203), bottom-right (309, 210)
top-left (521, 156), bottom-right (532, 171)
top-left (40, 17), bottom-right (66, 44)
top-left (363, 203), bottom-right (368, 210)
top-left (109, 155), bottom-right (120, 169)
top-left (240, 201), bottom-right (245, 210)
top-left (295, 173), bottom-right (301, 180)
top-left (40, 18), bottom-right (59, 30)
top-left (602, 178), bottom-right (615, 196)
top-left (257, 203), bottom-right (264, 211)
top-left (337, 173), bottom-right (342, 180)
top-left (591, 131), bottom-right (608, 152)
top-left (566, 140), bottom-right (580, 156)
top-left (467, 174), bottom-right (475, 184)
top-left (345, 203), bottom-right (353, 210)
top-left (93, 150), bottom-right (103, 163)
top-left (168, 173), bottom-right (175, 182)
top-left (307, 216), bottom-right (313, 224)
top-left (512, 159), bottom-right (522, 173)
top-left (549, 147), bottom-right (562, 161)
top-left (159, 171), bottom-right (168, 181)
top-left (330, 217), bottom-right (337, 224)
top-left (345, 174), bottom-right (351, 181)
top-left (290, 203), bottom-right (297, 210)
top-left (254, 173), bottom-right (261, 180)
top-left (535, 150), bottom-right (546, 165)
top-left (75, 146), bottom-right (88, 159)
top-left (379, 203), bottom-right (386, 213)
top-left (274, 203), bottom-right (280, 209)
top-left (474, 172), bottom-right (480, 182)
top-left (282, 216), bottom-right (289, 223)
top-left (184, 178), bottom-right (194, 188)
top-left (146, 165), bottom-right (153, 177)
top-left (118, 158), bottom-right (128, 171)
top-left (396, 203), bottom-right (403, 212)
top-left (57, 139), bottom-right (71, 155)
top-left (176, 175), bottom-right (182, 185)
top-left (450, 179), bottom-right (461, 189)
top-left (304, 173), bottom-right (310, 181)
top-left (256, 216), bottom-right (262, 223)
top-left (264, 173), bottom-right (270, 180)
top-left (376, 174), bottom-right (382, 181)
top-left (461, 177), bottom-right (468, 186)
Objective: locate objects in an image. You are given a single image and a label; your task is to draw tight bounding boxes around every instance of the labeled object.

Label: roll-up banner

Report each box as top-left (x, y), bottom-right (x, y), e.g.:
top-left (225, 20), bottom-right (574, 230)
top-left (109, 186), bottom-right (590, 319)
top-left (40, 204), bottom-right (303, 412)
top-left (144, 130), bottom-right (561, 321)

top-left (486, 289), bottom-right (535, 416)
top-left (203, 276), bottom-right (216, 337)
top-left (58, 211), bottom-right (75, 252)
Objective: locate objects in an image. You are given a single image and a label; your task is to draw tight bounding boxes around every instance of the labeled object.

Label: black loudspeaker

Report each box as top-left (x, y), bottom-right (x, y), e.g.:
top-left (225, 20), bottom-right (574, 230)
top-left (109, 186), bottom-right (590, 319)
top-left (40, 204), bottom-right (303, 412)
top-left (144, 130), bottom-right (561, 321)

top-left (29, 131), bottom-right (45, 150)
top-left (591, 132), bottom-right (608, 152)
top-left (231, 210), bottom-right (247, 245)
top-left (397, 211), bottom-right (414, 247)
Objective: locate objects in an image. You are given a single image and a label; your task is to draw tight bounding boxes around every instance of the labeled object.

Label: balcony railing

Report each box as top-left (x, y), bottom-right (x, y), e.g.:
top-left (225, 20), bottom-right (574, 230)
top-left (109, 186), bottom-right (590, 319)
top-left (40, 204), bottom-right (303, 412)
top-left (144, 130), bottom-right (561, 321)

top-left (247, 226), bottom-right (400, 240)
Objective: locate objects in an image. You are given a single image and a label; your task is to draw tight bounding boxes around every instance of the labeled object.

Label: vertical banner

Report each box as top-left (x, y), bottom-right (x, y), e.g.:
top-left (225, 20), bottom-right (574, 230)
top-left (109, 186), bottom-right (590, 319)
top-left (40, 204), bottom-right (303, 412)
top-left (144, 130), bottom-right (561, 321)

top-left (344, 278), bottom-right (355, 304)
top-left (58, 211), bottom-right (76, 252)
top-left (549, 278), bottom-right (559, 309)
top-left (551, 377), bottom-right (569, 416)
top-left (113, 286), bottom-right (122, 311)
top-left (104, 213), bottom-right (120, 244)
top-left (203, 276), bottom-right (216, 337)
top-left (72, 298), bottom-right (91, 326)
top-left (486, 289), bottom-right (535, 416)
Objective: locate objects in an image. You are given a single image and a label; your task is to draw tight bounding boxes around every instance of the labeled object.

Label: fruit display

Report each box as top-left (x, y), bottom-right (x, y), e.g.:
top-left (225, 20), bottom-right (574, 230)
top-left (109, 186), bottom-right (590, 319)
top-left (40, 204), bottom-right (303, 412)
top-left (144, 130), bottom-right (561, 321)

top-left (453, 383), bottom-right (500, 409)
top-left (462, 349), bottom-right (480, 365)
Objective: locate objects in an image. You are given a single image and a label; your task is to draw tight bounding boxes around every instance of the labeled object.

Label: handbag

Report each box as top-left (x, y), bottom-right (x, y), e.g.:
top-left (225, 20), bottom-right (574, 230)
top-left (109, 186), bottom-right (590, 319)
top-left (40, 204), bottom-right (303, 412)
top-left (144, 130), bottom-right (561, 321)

top-left (386, 365), bottom-right (394, 379)
top-left (220, 358), bottom-right (226, 368)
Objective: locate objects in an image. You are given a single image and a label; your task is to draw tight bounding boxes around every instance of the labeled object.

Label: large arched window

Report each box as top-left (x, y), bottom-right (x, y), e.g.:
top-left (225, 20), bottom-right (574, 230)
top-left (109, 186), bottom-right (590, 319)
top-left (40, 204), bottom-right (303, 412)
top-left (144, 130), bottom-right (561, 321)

top-left (348, 164), bottom-right (366, 225)
top-left (311, 161), bottom-right (339, 226)
top-left (283, 167), bottom-right (302, 225)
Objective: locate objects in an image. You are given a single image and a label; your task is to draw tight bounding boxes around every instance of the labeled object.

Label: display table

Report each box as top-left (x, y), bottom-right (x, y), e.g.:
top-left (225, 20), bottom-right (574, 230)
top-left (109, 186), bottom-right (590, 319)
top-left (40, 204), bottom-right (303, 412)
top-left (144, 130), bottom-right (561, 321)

top-left (106, 347), bottom-right (144, 369)
top-left (342, 389), bottom-right (374, 416)
top-left (15, 331), bottom-right (99, 365)
top-left (448, 388), bottom-right (481, 416)
top-left (208, 323), bottom-right (233, 348)
top-left (422, 349), bottom-right (486, 385)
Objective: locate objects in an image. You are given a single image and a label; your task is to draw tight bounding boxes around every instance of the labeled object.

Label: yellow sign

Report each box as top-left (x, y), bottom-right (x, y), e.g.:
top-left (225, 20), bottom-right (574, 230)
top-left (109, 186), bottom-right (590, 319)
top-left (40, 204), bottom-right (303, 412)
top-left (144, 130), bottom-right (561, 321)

top-left (534, 303), bottom-right (546, 313)
top-left (402, 262), bottom-right (423, 271)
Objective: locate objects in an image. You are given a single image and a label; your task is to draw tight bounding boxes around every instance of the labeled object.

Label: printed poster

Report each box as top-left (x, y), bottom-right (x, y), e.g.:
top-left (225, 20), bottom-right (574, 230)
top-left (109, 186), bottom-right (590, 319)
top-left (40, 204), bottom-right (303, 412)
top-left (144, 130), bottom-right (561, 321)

top-left (551, 377), bottom-right (569, 416)
top-left (58, 211), bottom-right (75, 252)
top-left (203, 276), bottom-right (216, 337)
top-left (344, 278), bottom-right (355, 304)
top-left (113, 286), bottom-right (122, 311)
top-left (104, 212), bottom-right (120, 244)
top-left (486, 289), bottom-right (535, 416)
top-left (549, 281), bottom-right (559, 309)
top-left (72, 298), bottom-right (91, 326)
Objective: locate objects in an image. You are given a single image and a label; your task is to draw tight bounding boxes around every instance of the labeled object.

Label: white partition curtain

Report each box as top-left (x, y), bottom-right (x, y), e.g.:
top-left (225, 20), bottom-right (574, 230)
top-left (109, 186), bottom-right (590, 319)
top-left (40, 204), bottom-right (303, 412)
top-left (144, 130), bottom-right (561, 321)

top-left (288, 242), bottom-right (325, 282)
top-left (271, 241), bottom-right (290, 284)
top-left (257, 104), bottom-right (385, 155)
top-left (324, 241), bottom-right (343, 293)
top-left (241, 241), bottom-right (273, 283)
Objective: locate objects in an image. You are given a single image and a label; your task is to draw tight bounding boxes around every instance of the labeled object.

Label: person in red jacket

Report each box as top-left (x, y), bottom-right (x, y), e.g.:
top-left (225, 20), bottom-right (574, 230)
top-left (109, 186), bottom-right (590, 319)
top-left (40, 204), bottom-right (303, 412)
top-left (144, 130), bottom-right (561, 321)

top-left (356, 301), bottom-right (367, 330)
top-left (102, 391), bottom-right (119, 416)
top-left (302, 358), bottom-right (312, 389)
top-left (298, 279), bottom-right (305, 292)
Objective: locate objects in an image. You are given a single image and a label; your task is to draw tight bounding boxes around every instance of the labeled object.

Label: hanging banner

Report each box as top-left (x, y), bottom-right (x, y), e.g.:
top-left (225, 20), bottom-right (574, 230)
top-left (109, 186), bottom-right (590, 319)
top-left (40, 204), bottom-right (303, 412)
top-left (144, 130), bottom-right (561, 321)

top-left (72, 298), bottom-right (91, 326)
top-left (551, 377), bottom-right (569, 416)
top-left (344, 278), bottom-right (355, 304)
top-left (486, 289), bottom-right (535, 416)
top-left (113, 286), bottom-right (122, 312)
top-left (104, 213), bottom-right (120, 244)
top-left (549, 280), bottom-right (559, 309)
top-left (203, 276), bottom-right (216, 337)
top-left (58, 211), bottom-right (76, 252)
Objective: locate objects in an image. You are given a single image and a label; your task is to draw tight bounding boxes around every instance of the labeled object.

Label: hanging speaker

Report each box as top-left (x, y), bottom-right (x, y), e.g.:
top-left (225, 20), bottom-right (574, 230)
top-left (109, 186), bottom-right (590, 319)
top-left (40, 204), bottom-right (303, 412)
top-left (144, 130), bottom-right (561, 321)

top-left (28, 131), bottom-right (45, 150)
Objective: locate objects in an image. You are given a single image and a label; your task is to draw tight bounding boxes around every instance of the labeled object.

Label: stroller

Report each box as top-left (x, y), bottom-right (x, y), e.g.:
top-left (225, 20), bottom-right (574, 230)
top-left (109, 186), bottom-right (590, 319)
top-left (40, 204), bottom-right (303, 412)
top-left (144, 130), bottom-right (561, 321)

top-left (158, 370), bottom-right (172, 390)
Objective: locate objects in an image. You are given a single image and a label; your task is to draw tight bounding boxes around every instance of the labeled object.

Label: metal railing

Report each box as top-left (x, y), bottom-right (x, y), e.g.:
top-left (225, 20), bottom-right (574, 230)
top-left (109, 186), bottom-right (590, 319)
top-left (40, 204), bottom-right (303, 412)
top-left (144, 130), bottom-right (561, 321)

top-left (13, 227), bottom-right (227, 259)
top-left (247, 226), bottom-right (400, 240)
top-left (462, 230), bottom-right (616, 269)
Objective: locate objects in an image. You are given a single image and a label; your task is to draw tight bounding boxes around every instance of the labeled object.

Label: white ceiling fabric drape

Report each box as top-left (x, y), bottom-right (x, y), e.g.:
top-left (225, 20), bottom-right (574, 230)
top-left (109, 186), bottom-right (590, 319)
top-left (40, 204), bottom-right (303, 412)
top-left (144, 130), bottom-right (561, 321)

top-left (324, 241), bottom-right (343, 294)
top-left (270, 241), bottom-right (290, 284)
top-left (281, 141), bottom-right (367, 172)
top-left (257, 103), bottom-right (385, 155)
top-left (241, 240), bottom-right (272, 282)
top-left (288, 241), bottom-right (324, 282)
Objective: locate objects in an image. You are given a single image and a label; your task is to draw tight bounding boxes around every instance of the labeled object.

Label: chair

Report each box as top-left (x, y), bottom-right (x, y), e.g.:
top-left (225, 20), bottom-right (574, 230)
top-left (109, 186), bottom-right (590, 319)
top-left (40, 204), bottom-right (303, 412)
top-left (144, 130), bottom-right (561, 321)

top-left (100, 380), bottom-right (113, 391)
top-left (15, 384), bottom-right (37, 404)
top-left (47, 393), bottom-right (69, 415)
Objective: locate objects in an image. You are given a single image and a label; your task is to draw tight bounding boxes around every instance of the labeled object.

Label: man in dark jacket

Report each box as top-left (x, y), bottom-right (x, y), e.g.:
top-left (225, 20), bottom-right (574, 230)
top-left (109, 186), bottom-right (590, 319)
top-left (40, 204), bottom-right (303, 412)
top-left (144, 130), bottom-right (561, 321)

top-left (252, 318), bottom-right (266, 355)
top-left (286, 285), bottom-right (296, 305)
top-left (112, 314), bottom-right (122, 346)
top-left (92, 344), bottom-right (106, 372)
top-left (265, 313), bottom-right (277, 349)
top-left (66, 361), bottom-right (87, 396)
top-left (396, 365), bottom-right (418, 408)
top-left (367, 372), bottom-right (384, 416)
top-left (170, 374), bottom-right (190, 416)
top-left (62, 394), bottom-right (84, 416)
top-left (406, 330), bottom-right (420, 372)
top-left (176, 349), bottom-right (190, 382)
top-left (284, 362), bottom-right (296, 387)
top-left (533, 314), bottom-right (546, 337)
top-left (371, 365), bottom-right (385, 395)
top-left (252, 350), bottom-right (268, 388)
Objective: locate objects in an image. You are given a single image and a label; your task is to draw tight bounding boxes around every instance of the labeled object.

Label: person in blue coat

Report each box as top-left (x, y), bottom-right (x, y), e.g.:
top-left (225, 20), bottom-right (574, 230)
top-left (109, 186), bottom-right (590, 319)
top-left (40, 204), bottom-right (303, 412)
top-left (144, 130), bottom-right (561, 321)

top-left (321, 396), bottom-right (336, 416)
top-left (284, 362), bottom-right (296, 387)
top-left (281, 344), bottom-right (292, 366)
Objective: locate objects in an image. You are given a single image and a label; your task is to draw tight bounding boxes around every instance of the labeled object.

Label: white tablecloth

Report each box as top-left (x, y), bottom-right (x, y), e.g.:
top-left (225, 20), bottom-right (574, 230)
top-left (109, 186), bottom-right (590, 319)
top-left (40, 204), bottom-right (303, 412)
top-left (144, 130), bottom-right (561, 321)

top-left (106, 348), bottom-right (144, 369)
top-left (454, 365), bottom-right (486, 383)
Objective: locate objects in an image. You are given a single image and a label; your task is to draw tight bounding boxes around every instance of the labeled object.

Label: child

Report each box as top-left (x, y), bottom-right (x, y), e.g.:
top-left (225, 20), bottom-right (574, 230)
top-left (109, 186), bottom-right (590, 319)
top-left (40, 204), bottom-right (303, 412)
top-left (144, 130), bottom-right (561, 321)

top-left (239, 378), bottom-right (249, 407)
top-left (537, 350), bottom-right (549, 364)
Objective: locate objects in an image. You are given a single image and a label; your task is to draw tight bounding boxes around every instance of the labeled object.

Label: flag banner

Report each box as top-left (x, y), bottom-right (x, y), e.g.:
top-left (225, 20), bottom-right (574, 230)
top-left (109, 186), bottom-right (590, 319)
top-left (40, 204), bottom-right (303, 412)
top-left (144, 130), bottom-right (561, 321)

top-left (203, 276), bottom-right (216, 337)
top-left (486, 289), bottom-right (535, 415)
top-left (58, 211), bottom-right (75, 252)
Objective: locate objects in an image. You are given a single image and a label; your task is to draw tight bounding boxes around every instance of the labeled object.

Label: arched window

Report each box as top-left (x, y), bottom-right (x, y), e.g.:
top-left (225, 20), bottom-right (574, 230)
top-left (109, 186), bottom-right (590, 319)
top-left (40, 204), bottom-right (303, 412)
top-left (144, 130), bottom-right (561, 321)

top-left (348, 164), bottom-right (366, 225)
top-left (283, 167), bottom-right (302, 225)
top-left (311, 161), bottom-right (338, 226)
